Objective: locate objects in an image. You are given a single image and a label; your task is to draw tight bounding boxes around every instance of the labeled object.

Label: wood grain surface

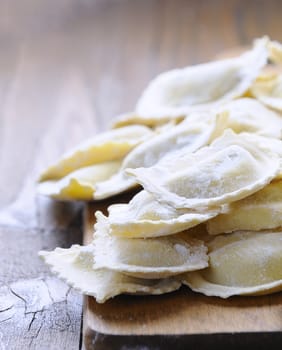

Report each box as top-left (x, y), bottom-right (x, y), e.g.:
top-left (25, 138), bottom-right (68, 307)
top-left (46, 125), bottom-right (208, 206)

top-left (0, 0), bottom-right (282, 349)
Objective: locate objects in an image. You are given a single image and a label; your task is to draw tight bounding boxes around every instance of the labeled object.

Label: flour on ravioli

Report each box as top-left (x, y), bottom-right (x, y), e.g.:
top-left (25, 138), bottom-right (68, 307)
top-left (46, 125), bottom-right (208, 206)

top-left (128, 130), bottom-right (280, 209)
top-left (38, 161), bottom-right (121, 200)
top-left (107, 190), bottom-right (222, 238)
top-left (94, 115), bottom-right (219, 199)
top-left (207, 180), bottom-right (282, 235)
top-left (39, 125), bottom-right (153, 182)
top-left (182, 231), bottom-right (282, 298)
top-left (91, 212), bottom-right (208, 278)
top-left (135, 37), bottom-right (269, 120)
top-left (216, 98), bottom-right (282, 138)
top-left (251, 73), bottom-right (282, 112)
top-left (39, 245), bottom-right (181, 303)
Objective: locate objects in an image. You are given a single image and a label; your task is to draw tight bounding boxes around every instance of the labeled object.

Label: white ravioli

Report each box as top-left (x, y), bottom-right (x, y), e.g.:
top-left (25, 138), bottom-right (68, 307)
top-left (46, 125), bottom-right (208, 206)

top-left (39, 125), bottom-right (153, 181)
top-left (93, 212), bottom-right (208, 278)
top-left (183, 231), bottom-right (282, 298)
top-left (216, 98), bottom-right (282, 139)
top-left (37, 161), bottom-right (121, 200)
top-left (39, 245), bottom-right (181, 303)
top-left (207, 180), bottom-right (282, 235)
top-left (94, 115), bottom-right (218, 199)
top-left (128, 130), bottom-right (280, 209)
top-left (251, 73), bottom-right (282, 112)
top-left (107, 190), bottom-right (222, 238)
top-left (135, 37), bottom-right (268, 120)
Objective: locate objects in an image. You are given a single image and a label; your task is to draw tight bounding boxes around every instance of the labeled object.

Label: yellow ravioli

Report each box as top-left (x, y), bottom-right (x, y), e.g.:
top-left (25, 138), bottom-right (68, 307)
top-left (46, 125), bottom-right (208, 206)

top-left (183, 231), bottom-right (282, 298)
top-left (39, 125), bottom-right (153, 181)
top-left (37, 161), bottom-right (121, 200)
top-left (39, 245), bottom-right (181, 303)
top-left (251, 74), bottom-right (282, 112)
top-left (207, 180), bottom-right (282, 235)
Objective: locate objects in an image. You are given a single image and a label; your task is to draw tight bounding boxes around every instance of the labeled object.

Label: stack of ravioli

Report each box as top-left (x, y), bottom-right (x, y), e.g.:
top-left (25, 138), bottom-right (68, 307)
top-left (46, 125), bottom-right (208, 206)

top-left (39, 37), bottom-right (282, 303)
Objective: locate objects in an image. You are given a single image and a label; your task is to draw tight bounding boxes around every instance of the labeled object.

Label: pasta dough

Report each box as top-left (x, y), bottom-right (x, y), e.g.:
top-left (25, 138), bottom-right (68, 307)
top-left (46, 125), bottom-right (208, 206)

top-left (39, 125), bottom-right (153, 181)
top-left (207, 180), bottom-right (282, 235)
top-left (183, 231), bottom-right (282, 298)
top-left (107, 190), bottom-right (222, 238)
top-left (37, 161), bottom-right (121, 200)
top-left (251, 73), bottom-right (282, 112)
top-left (135, 37), bottom-right (269, 120)
top-left (94, 115), bottom-right (219, 199)
top-left (93, 212), bottom-right (209, 278)
top-left (215, 98), bottom-right (282, 138)
top-left (39, 245), bottom-right (181, 303)
top-left (128, 130), bottom-right (280, 209)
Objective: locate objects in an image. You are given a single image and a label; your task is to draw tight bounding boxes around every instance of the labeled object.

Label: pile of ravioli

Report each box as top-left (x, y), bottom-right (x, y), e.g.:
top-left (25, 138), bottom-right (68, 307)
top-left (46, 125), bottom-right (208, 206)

top-left (39, 37), bottom-right (282, 303)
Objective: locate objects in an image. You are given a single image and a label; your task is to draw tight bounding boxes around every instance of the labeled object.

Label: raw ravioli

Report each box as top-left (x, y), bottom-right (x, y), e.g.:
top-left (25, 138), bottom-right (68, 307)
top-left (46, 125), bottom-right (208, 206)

top-left (135, 37), bottom-right (269, 120)
top-left (39, 245), bottom-right (181, 303)
top-left (183, 231), bottom-right (282, 298)
top-left (108, 190), bottom-right (222, 238)
top-left (39, 125), bottom-right (153, 181)
top-left (128, 130), bottom-right (280, 209)
top-left (207, 180), bottom-right (282, 235)
top-left (94, 115), bottom-right (219, 199)
top-left (251, 74), bottom-right (282, 112)
top-left (216, 98), bottom-right (282, 138)
top-left (93, 212), bottom-right (208, 278)
top-left (38, 161), bottom-right (121, 200)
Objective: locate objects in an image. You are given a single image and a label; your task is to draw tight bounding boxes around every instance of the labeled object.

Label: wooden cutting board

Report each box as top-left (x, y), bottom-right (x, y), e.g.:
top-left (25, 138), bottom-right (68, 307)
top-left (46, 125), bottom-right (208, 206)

top-left (82, 197), bottom-right (282, 349)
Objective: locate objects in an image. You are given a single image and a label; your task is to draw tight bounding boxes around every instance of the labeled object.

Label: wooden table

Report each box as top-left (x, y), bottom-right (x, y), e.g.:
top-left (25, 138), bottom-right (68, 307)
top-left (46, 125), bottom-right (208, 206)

top-left (0, 1), bottom-right (281, 349)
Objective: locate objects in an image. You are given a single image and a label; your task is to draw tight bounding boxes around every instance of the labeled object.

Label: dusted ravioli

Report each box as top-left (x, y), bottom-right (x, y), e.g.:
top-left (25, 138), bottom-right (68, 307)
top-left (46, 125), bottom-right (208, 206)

top-left (251, 73), bottom-right (282, 112)
top-left (108, 190), bottom-right (221, 238)
top-left (39, 245), bottom-right (181, 303)
top-left (135, 37), bottom-right (268, 120)
top-left (268, 39), bottom-right (282, 64)
top-left (183, 231), bottom-right (282, 298)
top-left (93, 212), bottom-right (208, 278)
top-left (112, 111), bottom-right (184, 128)
top-left (39, 125), bottom-right (153, 181)
top-left (38, 161), bottom-right (121, 200)
top-left (94, 115), bottom-right (219, 199)
top-left (207, 180), bottom-right (282, 235)
top-left (128, 130), bottom-right (280, 209)
top-left (216, 98), bottom-right (282, 139)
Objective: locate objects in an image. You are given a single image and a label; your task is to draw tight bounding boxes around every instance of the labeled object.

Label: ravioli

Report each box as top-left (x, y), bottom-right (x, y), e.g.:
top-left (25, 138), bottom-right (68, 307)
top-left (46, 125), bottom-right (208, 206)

top-left (92, 212), bottom-right (208, 278)
top-left (38, 37), bottom-right (282, 303)
top-left (94, 115), bottom-right (219, 199)
top-left (128, 130), bottom-right (280, 209)
top-left (112, 111), bottom-right (184, 128)
top-left (39, 245), bottom-right (181, 303)
top-left (268, 39), bottom-right (282, 64)
top-left (216, 98), bottom-right (282, 138)
top-left (39, 125), bottom-right (153, 182)
top-left (207, 180), bottom-right (282, 235)
top-left (183, 231), bottom-right (282, 298)
top-left (134, 37), bottom-right (269, 121)
top-left (107, 190), bottom-right (222, 238)
top-left (251, 73), bottom-right (282, 112)
top-left (37, 161), bottom-right (121, 200)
